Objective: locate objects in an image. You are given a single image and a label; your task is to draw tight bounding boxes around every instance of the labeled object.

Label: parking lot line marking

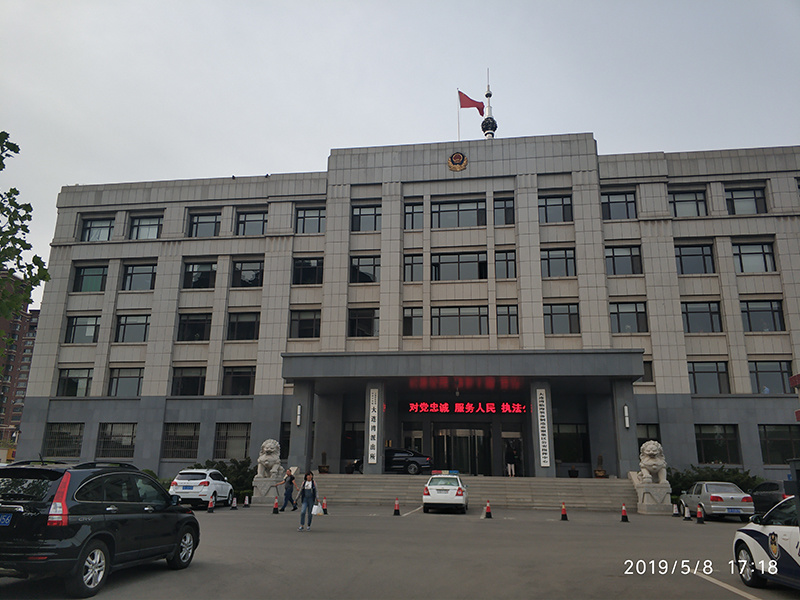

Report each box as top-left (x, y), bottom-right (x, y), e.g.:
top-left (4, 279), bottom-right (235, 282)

top-left (693, 572), bottom-right (763, 600)
top-left (402, 506), bottom-right (422, 517)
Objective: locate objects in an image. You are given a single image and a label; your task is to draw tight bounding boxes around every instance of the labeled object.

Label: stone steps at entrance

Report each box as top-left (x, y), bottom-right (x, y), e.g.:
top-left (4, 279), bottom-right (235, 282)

top-left (268, 474), bottom-right (639, 512)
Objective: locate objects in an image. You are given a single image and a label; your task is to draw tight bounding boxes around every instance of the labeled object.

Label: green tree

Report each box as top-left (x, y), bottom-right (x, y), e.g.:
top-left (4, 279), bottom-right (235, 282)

top-left (0, 131), bottom-right (49, 344)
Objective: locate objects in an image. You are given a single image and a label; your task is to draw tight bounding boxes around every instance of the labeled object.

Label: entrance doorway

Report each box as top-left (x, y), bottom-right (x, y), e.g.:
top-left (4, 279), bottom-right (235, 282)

top-left (432, 424), bottom-right (491, 475)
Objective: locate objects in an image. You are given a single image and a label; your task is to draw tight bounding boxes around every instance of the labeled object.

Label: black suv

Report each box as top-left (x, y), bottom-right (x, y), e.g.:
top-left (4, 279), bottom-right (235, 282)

top-left (352, 448), bottom-right (432, 475)
top-left (0, 461), bottom-right (199, 597)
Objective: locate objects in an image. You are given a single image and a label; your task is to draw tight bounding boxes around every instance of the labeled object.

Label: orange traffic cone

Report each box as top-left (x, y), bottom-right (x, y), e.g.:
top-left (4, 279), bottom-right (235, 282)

top-left (672, 503), bottom-right (680, 517)
top-left (243, 495), bottom-right (250, 508)
top-left (561, 502), bottom-right (568, 521)
top-left (322, 497), bottom-right (328, 515)
top-left (683, 504), bottom-right (692, 521)
top-left (621, 503), bottom-right (629, 522)
top-left (485, 500), bottom-right (492, 519)
top-left (696, 504), bottom-right (705, 524)
top-left (207, 496), bottom-right (215, 513)
top-left (393, 497), bottom-right (400, 516)
top-left (273, 496), bottom-right (280, 514)
top-left (230, 496), bottom-right (238, 510)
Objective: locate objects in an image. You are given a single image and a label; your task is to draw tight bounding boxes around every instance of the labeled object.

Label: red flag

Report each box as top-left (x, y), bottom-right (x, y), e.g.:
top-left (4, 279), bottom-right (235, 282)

top-left (458, 91), bottom-right (484, 116)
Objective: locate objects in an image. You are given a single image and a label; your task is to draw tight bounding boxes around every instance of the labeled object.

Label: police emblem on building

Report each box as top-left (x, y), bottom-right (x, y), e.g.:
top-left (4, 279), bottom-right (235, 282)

top-left (447, 152), bottom-right (467, 172)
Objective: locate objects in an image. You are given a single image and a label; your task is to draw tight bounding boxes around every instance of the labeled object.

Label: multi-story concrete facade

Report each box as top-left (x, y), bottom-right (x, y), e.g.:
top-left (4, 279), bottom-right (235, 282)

top-left (18, 133), bottom-right (800, 480)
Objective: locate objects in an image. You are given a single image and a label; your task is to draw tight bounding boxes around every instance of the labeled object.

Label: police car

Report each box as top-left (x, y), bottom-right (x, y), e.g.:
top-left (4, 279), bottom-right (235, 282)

top-left (732, 496), bottom-right (800, 590)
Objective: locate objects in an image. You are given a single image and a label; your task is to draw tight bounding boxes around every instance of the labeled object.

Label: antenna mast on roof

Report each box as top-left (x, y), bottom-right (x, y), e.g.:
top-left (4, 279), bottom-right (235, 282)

top-left (481, 69), bottom-right (498, 140)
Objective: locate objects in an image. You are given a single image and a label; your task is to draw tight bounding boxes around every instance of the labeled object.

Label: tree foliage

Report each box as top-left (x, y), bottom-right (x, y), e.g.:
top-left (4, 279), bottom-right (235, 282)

top-left (667, 464), bottom-right (764, 497)
top-left (0, 131), bottom-right (49, 326)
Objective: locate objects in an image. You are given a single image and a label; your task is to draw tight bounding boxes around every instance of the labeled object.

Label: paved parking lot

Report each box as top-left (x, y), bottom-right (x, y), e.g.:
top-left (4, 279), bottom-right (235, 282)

top-left (2, 503), bottom-right (798, 599)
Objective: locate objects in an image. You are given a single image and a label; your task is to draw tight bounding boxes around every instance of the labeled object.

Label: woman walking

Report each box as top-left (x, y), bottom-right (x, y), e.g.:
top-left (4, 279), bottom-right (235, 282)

top-left (298, 471), bottom-right (318, 531)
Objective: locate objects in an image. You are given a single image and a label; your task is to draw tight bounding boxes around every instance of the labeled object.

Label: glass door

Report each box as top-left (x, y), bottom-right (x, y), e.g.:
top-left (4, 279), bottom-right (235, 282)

top-left (433, 424), bottom-right (492, 475)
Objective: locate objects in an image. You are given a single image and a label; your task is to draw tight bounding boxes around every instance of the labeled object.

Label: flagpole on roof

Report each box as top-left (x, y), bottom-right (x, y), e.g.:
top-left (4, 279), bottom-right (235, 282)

top-left (456, 89), bottom-right (461, 141)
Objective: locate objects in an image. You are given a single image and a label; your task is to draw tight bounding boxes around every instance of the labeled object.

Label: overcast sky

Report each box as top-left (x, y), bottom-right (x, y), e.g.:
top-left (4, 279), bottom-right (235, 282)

top-left (2, 0), bottom-right (799, 306)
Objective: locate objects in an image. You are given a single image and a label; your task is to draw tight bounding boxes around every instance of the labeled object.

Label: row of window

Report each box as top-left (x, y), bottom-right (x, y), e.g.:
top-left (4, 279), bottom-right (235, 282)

top-left (78, 186), bottom-right (772, 243)
top-left (69, 240), bottom-right (780, 294)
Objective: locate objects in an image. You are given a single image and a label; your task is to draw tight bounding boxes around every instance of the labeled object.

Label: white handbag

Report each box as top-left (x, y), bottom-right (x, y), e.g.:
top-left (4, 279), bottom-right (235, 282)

top-left (311, 503), bottom-right (323, 516)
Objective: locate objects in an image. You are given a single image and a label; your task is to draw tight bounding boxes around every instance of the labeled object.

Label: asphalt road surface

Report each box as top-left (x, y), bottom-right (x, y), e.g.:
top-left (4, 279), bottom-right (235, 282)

top-left (2, 503), bottom-right (798, 600)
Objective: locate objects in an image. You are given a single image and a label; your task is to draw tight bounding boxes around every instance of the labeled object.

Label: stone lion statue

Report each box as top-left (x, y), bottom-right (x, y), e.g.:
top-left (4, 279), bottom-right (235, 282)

top-left (256, 438), bottom-right (283, 478)
top-left (637, 440), bottom-right (668, 484)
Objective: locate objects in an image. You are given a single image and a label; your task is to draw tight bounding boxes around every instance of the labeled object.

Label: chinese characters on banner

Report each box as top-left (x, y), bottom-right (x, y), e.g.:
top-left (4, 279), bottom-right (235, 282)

top-left (407, 401), bottom-right (527, 414)
top-left (368, 389), bottom-right (379, 464)
top-left (536, 388), bottom-right (550, 468)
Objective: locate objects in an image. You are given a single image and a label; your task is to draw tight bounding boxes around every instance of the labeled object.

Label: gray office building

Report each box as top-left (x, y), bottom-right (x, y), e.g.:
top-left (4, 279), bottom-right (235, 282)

top-left (18, 133), bottom-right (800, 480)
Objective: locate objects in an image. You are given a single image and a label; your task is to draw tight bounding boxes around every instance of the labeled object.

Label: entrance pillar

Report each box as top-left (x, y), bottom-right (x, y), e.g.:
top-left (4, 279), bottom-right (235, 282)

top-left (529, 382), bottom-right (555, 477)
top-left (362, 382), bottom-right (386, 475)
top-left (288, 381), bottom-right (315, 472)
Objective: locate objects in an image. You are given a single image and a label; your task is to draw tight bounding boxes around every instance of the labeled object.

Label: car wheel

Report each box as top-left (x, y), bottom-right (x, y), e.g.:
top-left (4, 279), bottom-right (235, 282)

top-left (225, 489), bottom-right (234, 506)
top-left (64, 539), bottom-right (109, 598)
top-left (735, 543), bottom-right (766, 588)
top-left (678, 501), bottom-right (688, 517)
top-left (406, 462), bottom-right (421, 475)
top-left (460, 505), bottom-right (467, 514)
top-left (423, 505), bottom-right (429, 513)
top-left (167, 525), bottom-right (197, 570)
top-left (210, 492), bottom-right (217, 508)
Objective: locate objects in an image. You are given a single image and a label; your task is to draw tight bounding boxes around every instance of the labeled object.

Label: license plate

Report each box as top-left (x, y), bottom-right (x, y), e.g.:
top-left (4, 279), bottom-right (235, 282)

top-left (0, 514), bottom-right (12, 526)
top-left (727, 508), bottom-right (741, 514)
top-left (182, 486), bottom-right (193, 490)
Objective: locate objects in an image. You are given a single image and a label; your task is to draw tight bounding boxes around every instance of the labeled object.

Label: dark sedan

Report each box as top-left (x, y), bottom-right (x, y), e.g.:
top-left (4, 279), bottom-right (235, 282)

top-left (750, 480), bottom-right (797, 514)
top-left (352, 448), bottom-right (433, 475)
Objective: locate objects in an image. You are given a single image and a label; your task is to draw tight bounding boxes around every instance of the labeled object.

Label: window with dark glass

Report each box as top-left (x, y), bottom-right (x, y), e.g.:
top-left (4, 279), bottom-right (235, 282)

top-left (122, 264), bottom-right (157, 291)
top-left (605, 246), bottom-right (643, 275)
top-left (348, 308), bottom-right (379, 337)
top-left (65, 316), bottom-right (100, 344)
top-left (637, 424), bottom-right (660, 448)
top-left (289, 310), bottom-right (321, 338)
top-left (96, 423), bottom-right (136, 459)
top-left (341, 422), bottom-right (365, 460)
top-left (601, 191), bottom-right (636, 220)
top-left (431, 252), bottom-right (487, 281)
top-left (115, 315), bottom-right (150, 343)
top-left (222, 366), bottom-right (256, 395)
top-left (43, 423), bottom-right (84, 457)
top-left (695, 424), bottom-right (740, 463)
top-left (227, 312), bottom-right (260, 340)
top-left (214, 423), bottom-right (250, 460)
top-left (183, 262), bottom-right (216, 289)
top-left (232, 260), bottom-right (264, 288)
top-left (129, 215), bottom-right (162, 240)
top-left (292, 257), bottom-right (324, 285)
top-left (688, 362), bottom-right (730, 394)
top-left (236, 210), bottom-right (268, 236)
top-left (279, 422), bottom-right (291, 460)
top-left (495, 250), bottom-right (516, 279)
top-left (759, 425), bottom-right (800, 465)
top-left (351, 205), bottom-right (381, 232)
top-left (610, 302), bottom-right (648, 333)
top-left (544, 304), bottom-right (580, 334)
top-left (404, 254), bottom-right (423, 282)
top-left (161, 423), bottom-right (200, 460)
top-left (80, 217), bottom-right (114, 242)
top-left (403, 307), bottom-right (422, 336)
top-left (682, 302), bottom-right (722, 333)
top-left (404, 202), bottom-right (423, 230)
top-left (733, 243), bottom-right (775, 273)
top-left (350, 256), bottom-right (380, 283)
top-left (669, 191), bottom-right (707, 217)
top-left (726, 188), bottom-right (767, 215)
top-left (171, 367), bottom-right (206, 396)
top-left (295, 207), bottom-right (326, 234)
top-left (553, 424), bottom-right (590, 463)
top-left (497, 305), bottom-right (519, 335)
top-left (750, 361), bottom-right (792, 394)
top-left (73, 265), bottom-right (108, 292)
top-left (431, 200), bottom-right (486, 229)
top-left (189, 213), bottom-right (221, 237)
top-left (108, 368), bottom-right (143, 397)
top-left (741, 300), bottom-right (785, 332)
top-left (538, 195), bottom-right (573, 223)
top-left (541, 248), bottom-right (576, 278)
top-left (640, 361), bottom-right (654, 383)
top-left (494, 197), bottom-right (515, 225)
top-left (57, 368), bottom-right (92, 397)
top-left (431, 306), bottom-right (489, 336)
top-left (177, 313), bottom-right (212, 341)
top-left (675, 245), bottom-right (715, 274)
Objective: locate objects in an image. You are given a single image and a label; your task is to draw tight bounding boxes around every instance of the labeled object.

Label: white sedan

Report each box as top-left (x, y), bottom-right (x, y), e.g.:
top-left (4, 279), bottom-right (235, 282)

top-left (733, 496), bottom-right (800, 591)
top-left (169, 468), bottom-right (234, 508)
top-left (422, 474), bottom-right (468, 513)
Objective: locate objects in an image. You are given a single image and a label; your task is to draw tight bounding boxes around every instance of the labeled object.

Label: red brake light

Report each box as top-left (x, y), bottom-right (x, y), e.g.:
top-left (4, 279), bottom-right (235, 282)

top-left (783, 494), bottom-right (789, 499)
top-left (47, 472), bottom-right (71, 526)
top-left (171, 480), bottom-right (177, 487)
top-left (423, 486), bottom-right (430, 496)
top-left (456, 487), bottom-right (464, 496)
top-left (199, 481), bottom-right (210, 486)
top-left (709, 495), bottom-right (723, 502)
top-left (742, 496), bottom-right (753, 503)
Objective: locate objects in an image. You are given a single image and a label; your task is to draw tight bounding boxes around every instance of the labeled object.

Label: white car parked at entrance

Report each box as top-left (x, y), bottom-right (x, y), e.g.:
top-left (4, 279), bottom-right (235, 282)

top-left (422, 473), bottom-right (468, 513)
top-left (169, 468), bottom-right (234, 508)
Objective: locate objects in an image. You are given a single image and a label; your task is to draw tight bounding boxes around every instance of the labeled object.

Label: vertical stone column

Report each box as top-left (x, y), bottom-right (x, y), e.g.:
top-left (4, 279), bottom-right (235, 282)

top-left (288, 381), bottom-right (315, 472)
top-left (529, 382), bottom-right (555, 477)
top-left (362, 382), bottom-right (386, 474)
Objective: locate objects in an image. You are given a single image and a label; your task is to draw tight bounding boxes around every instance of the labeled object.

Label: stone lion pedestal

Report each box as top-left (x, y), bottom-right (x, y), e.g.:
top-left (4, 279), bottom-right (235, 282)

top-left (250, 438), bottom-right (285, 505)
top-left (628, 440), bottom-right (673, 515)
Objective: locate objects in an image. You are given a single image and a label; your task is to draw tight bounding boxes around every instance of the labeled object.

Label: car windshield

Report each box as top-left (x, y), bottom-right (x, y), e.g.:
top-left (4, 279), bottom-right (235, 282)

top-left (706, 483), bottom-right (743, 494)
top-left (0, 468), bottom-right (62, 501)
top-left (428, 477), bottom-right (459, 486)
top-left (176, 472), bottom-right (208, 480)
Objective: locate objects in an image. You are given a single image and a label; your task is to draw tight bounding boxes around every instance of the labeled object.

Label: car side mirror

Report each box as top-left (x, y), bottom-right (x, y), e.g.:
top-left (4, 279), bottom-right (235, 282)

top-left (750, 514), bottom-right (762, 525)
top-left (170, 494), bottom-right (181, 506)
